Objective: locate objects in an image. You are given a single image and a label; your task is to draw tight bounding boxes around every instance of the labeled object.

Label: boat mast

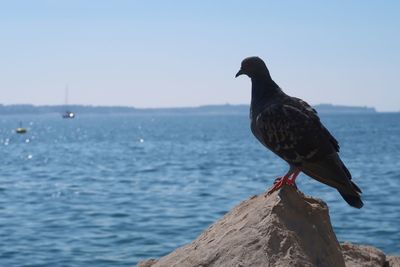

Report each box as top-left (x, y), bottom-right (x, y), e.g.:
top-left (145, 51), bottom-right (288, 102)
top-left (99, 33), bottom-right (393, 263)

top-left (65, 84), bottom-right (69, 108)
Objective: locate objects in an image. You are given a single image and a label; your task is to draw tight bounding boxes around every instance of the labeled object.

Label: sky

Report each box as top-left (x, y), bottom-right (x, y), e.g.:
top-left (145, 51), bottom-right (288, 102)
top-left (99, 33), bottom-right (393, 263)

top-left (0, 1), bottom-right (399, 111)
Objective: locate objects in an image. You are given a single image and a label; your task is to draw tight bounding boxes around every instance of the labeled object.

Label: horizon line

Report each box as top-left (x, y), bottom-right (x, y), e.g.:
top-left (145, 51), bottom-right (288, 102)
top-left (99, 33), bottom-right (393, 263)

top-left (1, 102), bottom-right (398, 113)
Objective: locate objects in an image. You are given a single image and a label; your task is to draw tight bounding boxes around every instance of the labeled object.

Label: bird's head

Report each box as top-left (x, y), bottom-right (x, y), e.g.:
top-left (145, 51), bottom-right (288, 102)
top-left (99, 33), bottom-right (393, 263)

top-left (235, 57), bottom-right (271, 79)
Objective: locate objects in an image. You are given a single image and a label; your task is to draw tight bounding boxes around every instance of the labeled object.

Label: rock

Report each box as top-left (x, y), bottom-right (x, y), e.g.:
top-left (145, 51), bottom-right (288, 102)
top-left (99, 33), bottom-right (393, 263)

top-left (137, 259), bottom-right (159, 267)
top-left (137, 186), bottom-right (346, 267)
top-left (341, 243), bottom-right (400, 267)
top-left (136, 185), bottom-right (400, 267)
top-left (341, 242), bottom-right (386, 267)
top-left (386, 255), bottom-right (400, 267)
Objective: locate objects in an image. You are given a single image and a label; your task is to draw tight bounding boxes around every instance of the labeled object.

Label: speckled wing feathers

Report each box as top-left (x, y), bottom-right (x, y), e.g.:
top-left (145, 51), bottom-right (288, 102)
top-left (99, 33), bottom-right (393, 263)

top-left (254, 99), bottom-right (335, 166)
top-left (291, 97), bottom-right (340, 152)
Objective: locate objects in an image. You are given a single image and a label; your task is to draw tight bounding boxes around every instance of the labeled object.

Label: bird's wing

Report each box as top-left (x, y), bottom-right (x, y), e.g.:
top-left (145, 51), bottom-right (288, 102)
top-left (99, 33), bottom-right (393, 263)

top-left (289, 97), bottom-right (340, 152)
top-left (254, 101), bottom-right (335, 165)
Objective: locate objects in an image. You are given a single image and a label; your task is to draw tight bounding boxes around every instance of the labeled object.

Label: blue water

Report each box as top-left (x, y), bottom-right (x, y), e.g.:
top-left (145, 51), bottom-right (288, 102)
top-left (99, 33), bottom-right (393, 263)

top-left (0, 113), bottom-right (399, 266)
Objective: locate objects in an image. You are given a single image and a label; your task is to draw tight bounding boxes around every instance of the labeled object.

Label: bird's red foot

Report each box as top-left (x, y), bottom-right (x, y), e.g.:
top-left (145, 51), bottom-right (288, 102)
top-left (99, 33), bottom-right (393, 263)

top-left (267, 171), bottom-right (300, 195)
top-left (267, 177), bottom-right (294, 195)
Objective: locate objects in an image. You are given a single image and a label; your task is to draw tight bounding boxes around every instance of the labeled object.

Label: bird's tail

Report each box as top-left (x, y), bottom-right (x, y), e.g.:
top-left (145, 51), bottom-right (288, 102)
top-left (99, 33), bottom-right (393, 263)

top-left (338, 164), bottom-right (363, 208)
top-left (301, 154), bottom-right (363, 209)
top-left (339, 187), bottom-right (363, 209)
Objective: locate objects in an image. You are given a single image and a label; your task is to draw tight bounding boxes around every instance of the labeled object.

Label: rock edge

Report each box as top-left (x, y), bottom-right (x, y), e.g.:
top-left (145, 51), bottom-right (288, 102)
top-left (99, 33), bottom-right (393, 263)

top-left (137, 186), bottom-right (399, 267)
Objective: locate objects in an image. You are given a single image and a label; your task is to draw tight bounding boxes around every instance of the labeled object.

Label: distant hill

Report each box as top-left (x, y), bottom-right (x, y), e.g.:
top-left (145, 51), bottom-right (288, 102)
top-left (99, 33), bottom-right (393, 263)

top-left (0, 103), bottom-right (377, 115)
top-left (313, 104), bottom-right (376, 114)
top-left (0, 104), bottom-right (135, 115)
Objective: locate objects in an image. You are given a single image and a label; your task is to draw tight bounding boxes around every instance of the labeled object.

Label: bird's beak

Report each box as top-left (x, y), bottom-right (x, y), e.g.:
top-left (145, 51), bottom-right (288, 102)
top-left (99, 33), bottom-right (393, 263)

top-left (235, 69), bottom-right (244, 78)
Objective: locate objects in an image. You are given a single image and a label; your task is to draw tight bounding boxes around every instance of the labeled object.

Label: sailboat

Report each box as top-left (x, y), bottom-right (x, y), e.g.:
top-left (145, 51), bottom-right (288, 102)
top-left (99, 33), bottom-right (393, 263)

top-left (16, 121), bottom-right (27, 134)
top-left (62, 85), bottom-right (75, 119)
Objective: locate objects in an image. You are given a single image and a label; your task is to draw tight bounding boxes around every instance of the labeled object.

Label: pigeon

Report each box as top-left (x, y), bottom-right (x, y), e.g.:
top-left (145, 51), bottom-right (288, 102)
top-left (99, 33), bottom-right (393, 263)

top-left (235, 56), bottom-right (363, 208)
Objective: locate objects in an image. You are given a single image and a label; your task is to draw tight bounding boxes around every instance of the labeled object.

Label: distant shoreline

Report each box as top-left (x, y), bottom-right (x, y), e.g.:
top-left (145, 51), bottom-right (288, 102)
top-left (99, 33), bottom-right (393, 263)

top-left (0, 103), bottom-right (387, 116)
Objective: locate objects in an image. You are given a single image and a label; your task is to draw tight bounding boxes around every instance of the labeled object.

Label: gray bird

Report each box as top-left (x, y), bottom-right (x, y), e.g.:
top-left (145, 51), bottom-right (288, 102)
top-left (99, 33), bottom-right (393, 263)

top-left (235, 56), bottom-right (363, 208)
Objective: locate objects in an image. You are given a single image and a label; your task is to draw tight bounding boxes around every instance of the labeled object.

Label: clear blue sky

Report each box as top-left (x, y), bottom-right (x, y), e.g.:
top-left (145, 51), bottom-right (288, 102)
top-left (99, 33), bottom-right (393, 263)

top-left (1, 1), bottom-right (399, 111)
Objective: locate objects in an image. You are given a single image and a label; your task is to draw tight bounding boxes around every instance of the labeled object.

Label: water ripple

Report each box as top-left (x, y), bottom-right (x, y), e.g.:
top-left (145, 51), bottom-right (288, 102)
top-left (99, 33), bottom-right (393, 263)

top-left (0, 113), bottom-right (399, 266)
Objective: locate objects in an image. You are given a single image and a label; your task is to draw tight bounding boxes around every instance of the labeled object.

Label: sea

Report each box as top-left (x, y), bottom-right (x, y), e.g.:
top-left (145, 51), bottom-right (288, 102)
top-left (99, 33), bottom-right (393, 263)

top-left (0, 113), bottom-right (399, 266)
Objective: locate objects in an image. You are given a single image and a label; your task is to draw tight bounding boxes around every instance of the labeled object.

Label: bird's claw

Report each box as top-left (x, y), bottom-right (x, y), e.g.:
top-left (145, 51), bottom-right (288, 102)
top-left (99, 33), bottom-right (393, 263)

top-left (267, 176), bottom-right (297, 195)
